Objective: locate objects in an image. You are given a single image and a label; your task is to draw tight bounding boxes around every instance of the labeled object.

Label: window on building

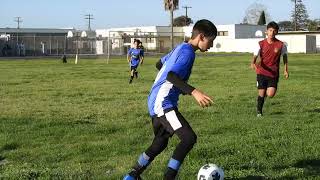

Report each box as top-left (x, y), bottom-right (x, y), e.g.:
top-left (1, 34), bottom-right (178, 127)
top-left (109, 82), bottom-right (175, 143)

top-left (218, 31), bottom-right (229, 36)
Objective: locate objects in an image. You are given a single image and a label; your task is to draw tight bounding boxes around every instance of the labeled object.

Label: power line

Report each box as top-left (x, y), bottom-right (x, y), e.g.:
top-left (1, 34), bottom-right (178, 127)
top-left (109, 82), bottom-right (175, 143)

top-left (85, 14), bottom-right (94, 31)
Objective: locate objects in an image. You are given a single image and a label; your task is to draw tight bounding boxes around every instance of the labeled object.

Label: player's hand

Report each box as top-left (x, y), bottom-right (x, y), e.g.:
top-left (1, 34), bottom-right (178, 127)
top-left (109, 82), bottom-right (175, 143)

top-left (191, 89), bottom-right (213, 108)
top-left (250, 63), bottom-right (257, 71)
top-left (284, 71), bottom-right (289, 79)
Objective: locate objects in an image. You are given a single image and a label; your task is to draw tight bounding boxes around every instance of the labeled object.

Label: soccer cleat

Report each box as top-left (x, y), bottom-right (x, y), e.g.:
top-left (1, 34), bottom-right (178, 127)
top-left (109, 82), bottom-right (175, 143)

top-left (129, 79), bottom-right (133, 84)
top-left (257, 113), bottom-right (263, 117)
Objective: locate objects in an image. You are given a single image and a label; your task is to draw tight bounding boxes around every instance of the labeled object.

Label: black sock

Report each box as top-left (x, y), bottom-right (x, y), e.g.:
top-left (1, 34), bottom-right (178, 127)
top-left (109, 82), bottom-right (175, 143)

top-left (164, 167), bottom-right (177, 180)
top-left (257, 96), bottom-right (265, 114)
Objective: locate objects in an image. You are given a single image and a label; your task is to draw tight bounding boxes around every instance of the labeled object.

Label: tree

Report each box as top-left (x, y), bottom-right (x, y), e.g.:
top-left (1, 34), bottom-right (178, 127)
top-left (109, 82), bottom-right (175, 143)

top-left (242, 2), bottom-right (271, 25)
top-left (278, 21), bottom-right (293, 31)
top-left (173, 16), bottom-right (193, 26)
top-left (307, 19), bottom-right (320, 31)
top-left (257, 11), bottom-right (266, 25)
top-left (291, 0), bottom-right (309, 30)
top-left (164, 0), bottom-right (179, 50)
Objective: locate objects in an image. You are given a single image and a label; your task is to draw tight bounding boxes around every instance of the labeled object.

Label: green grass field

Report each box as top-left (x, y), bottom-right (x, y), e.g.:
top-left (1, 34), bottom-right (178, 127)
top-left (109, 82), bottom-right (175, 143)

top-left (0, 54), bottom-right (319, 179)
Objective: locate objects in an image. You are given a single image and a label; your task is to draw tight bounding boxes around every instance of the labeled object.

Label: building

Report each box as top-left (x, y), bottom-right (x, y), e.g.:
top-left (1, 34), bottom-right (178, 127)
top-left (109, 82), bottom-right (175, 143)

top-left (0, 28), bottom-right (97, 57)
top-left (96, 24), bottom-right (319, 55)
top-left (0, 28), bottom-right (74, 56)
top-left (96, 26), bottom-right (185, 55)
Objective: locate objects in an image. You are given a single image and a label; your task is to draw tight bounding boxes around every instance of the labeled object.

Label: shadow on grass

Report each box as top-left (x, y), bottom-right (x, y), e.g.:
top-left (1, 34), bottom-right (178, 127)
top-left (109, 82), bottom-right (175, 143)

top-left (1, 142), bottom-right (19, 151)
top-left (225, 176), bottom-right (266, 180)
top-left (294, 159), bottom-right (320, 176)
top-left (272, 159), bottom-right (320, 178)
top-left (309, 108), bottom-right (320, 113)
top-left (270, 111), bottom-right (284, 115)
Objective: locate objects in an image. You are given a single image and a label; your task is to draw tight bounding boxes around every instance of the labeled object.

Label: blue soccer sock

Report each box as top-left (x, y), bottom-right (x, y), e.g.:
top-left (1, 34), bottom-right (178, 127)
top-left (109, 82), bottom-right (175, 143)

top-left (165, 158), bottom-right (181, 179)
top-left (128, 152), bottom-right (151, 178)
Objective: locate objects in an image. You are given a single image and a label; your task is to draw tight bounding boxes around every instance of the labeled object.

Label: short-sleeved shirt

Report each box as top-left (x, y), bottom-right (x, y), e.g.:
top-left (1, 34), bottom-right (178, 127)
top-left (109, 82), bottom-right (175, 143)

top-left (253, 38), bottom-right (287, 78)
top-left (148, 43), bottom-right (195, 117)
top-left (128, 48), bottom-right (143, 67)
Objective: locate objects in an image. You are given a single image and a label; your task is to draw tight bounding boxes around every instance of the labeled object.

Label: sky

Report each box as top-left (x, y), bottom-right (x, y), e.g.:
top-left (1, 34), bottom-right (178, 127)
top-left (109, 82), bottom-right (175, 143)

top-left (0, 0), bottom-right (319, 30)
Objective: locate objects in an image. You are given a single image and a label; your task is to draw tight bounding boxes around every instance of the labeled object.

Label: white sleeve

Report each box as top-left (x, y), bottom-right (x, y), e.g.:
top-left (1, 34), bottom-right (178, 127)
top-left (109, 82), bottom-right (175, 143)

top-left (281, 44), bottom-right (288, 55)
top-left (253, 42), bottom-right (261, 56)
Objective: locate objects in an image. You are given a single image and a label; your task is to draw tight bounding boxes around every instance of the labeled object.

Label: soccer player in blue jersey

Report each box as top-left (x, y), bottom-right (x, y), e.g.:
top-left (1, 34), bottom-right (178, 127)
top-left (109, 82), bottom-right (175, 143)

top-left (124, 19), bottom-right (217, 180)
top-left (128, 39), bottom-right (144, 83)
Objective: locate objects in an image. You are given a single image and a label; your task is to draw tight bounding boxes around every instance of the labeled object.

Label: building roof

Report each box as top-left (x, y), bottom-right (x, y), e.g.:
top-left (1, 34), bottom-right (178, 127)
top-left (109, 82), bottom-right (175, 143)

top-left (279, 31), bottom-right (320, 35)
top-left (0, 28), bottom-right (75, 34)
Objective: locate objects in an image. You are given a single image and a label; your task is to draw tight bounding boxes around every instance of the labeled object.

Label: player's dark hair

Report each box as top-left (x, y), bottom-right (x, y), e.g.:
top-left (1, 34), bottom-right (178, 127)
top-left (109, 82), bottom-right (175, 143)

top-left (134, 39), bottom-right (140, 44)
top-left (267, 21), bottom-right (279, 31)
top-left (191, 19), bottom-right (217, 39)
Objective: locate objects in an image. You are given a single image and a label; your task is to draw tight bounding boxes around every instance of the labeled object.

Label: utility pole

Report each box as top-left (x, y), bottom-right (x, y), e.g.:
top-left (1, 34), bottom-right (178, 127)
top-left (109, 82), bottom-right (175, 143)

top-left (15, 17), bottom-right (22, 29)
top-left (14, 17), bottom-right (22, 45)
top-left (85, 14), bottom-right (94, 31)
top-left (294, 0), bottom-right (297, 31)
top-left (182, 6), bottom-right (192, 26)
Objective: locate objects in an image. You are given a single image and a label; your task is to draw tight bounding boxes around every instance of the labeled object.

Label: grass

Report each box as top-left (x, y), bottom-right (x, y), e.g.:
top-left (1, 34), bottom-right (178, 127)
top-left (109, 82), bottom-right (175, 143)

top-left (0, 54), bottom-right (319, 179)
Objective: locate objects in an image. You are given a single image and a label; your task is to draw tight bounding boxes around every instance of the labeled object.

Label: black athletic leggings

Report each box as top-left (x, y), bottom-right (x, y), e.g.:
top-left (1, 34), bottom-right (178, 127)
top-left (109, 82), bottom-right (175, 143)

top-left (145, 109), bottom-right (197, 163)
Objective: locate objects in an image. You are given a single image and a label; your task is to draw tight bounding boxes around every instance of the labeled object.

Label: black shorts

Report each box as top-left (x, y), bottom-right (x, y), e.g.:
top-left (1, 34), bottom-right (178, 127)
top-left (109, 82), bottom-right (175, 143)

top-left (151, 108), bottom-right (191, 138)
top-left (256, 74), bottom-right (278, 89)
top-left (130, 66), bottom-right (138, 71)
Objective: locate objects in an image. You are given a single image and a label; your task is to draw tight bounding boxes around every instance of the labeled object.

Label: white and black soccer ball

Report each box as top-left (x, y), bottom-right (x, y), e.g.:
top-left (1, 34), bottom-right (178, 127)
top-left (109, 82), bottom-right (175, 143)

top-left (197, 164), bottom-right (224, 180)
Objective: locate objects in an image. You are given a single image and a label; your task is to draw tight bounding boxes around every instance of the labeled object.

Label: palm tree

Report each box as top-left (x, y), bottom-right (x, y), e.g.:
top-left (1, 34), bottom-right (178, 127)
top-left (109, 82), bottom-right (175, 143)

top-left (164, 0), bottom-right (179, 50)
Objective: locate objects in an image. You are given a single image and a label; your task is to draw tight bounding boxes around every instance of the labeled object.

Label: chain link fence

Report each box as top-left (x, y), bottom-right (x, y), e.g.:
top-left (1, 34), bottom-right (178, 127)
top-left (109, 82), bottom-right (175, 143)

top-left (0, 31), bottom-right (186, 58)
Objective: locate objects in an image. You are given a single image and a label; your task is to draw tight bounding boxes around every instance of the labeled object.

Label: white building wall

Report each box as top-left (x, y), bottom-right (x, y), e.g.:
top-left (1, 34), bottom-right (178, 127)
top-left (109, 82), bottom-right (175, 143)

top-left (276, 34), bottom-right (317, 53)
top-left (208, 38), bottom-right (263, 53)
top-left (218, 25), bottom-right (236, 39)
top-left (316, 34), bottom-right (320, 52)
top-left (96, 25), bottom-right (319, 54)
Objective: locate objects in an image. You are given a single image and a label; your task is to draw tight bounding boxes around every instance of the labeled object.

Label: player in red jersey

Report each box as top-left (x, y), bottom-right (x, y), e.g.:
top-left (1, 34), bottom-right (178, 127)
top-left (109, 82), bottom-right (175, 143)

top-left (251, 21), bottom-right (289, 117)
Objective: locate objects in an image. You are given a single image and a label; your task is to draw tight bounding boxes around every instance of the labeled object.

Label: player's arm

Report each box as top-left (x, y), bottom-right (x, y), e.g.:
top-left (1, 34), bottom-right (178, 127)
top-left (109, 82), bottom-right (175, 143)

top-left (156, 59), bottom-right (163, 70)
top-left (127, 49), bottom-right (131, 63)
top-left (169, 51), bottom-right (213, 107)
top-left (167, 71), bottom-right (195, 95)
top-left (167, 71), bottom-right (213, 108)
top-left (282, 45), bottom-right (289, 79)
top-left (140, 51), bottom-right (144, 65)
top-left (156, 54), bottom-right (169, 70)
top-left (251, 42), bottom-right (261, 70)
top-left (251, 55), bottom-right (259, 70)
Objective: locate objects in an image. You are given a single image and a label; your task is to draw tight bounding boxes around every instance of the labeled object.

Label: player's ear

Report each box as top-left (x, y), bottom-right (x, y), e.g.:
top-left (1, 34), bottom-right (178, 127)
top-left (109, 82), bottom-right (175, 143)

top-left (199, 33), bottom-right (205, 41)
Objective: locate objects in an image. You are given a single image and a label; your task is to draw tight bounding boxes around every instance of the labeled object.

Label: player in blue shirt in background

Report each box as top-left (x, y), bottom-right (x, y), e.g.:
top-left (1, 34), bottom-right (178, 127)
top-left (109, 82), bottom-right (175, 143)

top-left (127, 39), bottom-right (144, 84)
top-left (124, 19), bottom-right (217, 180)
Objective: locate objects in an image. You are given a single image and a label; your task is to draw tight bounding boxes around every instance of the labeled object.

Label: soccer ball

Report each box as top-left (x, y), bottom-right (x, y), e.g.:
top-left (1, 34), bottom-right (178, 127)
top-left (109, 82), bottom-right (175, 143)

top-left (197, 164), bottom-right (224, 180)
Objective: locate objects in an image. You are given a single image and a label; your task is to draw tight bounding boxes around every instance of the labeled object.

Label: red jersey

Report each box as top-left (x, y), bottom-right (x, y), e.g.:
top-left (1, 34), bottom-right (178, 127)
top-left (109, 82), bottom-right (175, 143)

top-left (255, 38), bottom-right (285, 78)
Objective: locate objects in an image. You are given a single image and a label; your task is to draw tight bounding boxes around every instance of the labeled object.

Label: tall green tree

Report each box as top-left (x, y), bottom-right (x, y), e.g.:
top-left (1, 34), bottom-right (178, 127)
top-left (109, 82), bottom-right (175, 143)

top-left (173, 16), bottom-right (193, 26)
top-left (257, 11), bottom-right (266, 25)
top-left (164, 0), bottom-right (179, 50)
top-left (278, 21), bottom-right (293, 31)
top-left (291, 0), bottom-right (309, 30)
top-left (307, 19), bottom-right (320, 31)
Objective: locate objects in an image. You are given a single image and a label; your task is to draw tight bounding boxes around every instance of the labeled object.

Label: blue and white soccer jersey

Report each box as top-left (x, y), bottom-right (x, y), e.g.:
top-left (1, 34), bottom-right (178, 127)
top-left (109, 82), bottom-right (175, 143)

top-left (148, 43), bottom-right (195, 117)
top-left (128, 48), bottom-right (142, 68)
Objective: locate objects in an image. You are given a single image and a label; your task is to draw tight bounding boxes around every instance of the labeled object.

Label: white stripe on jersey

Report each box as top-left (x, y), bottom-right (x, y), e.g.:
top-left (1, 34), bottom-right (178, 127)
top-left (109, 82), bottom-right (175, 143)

top-left (154, 80), bottom-right (173, 117)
